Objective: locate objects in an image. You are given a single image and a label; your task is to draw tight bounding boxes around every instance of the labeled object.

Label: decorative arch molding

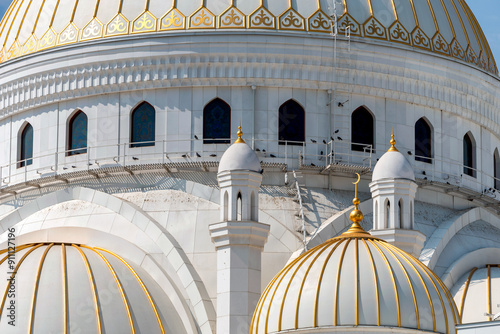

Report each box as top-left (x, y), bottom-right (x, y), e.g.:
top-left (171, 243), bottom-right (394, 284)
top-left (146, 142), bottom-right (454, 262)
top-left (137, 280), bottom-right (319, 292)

top-left (0, 186), bottom-right (216, 334)
top-left (420, 207), bottom-right (500, 271)
top-left (441, 247), bottom-right (500, 289)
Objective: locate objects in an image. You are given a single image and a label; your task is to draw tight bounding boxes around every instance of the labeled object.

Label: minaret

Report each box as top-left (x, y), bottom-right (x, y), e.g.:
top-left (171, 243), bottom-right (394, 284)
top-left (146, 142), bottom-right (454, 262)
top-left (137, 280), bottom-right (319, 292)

top-left (369, 130), bottom-right (425, 256)
top-left (209, 123), bottom-right (270, 334)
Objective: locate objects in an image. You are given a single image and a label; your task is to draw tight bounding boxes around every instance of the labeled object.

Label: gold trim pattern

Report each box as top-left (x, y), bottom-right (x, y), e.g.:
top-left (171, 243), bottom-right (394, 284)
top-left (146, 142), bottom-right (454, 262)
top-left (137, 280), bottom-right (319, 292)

top-left (451, 38), bottom-right (466, 61)
top-left (22, 34), bottom-right (38, 55)
top-left (81, 18), bottom-right (103, 42)
top-left (38, 27), bottom-right (57, 51)
top-left (307, 10), bottom-right (331, 33)
top-left (389, 22), bottom-right (410, 45)
top-left (160, 8), bottom-right (185, 31)
top-left (132, 11), bottom-right (157, 34)
top-left (432, 32), bottom-right (451, 56)
top-left (219, 6), bottom-right (246, 29)
top-left (189, 7), bottom-right (215, 29)
top-left (57, 22), bottom-right (79, 46)
top-left (411, 27), bottom-right (432, 51)
top-left (337, 13), bottom-right (361, 36)
top-left (105, 13), bottom-right (129, 37)
top-left (279, 9), bottom-right (305, 31)
top-left (249, 6), bottom-right (275, 30)
top-left (363, 16), bottom-right (387, 40)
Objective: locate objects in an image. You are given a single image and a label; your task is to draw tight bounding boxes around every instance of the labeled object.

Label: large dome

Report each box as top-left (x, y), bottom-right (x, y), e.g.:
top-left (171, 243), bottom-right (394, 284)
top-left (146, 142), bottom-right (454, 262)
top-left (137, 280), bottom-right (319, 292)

top-left (250, 225), bottom-right (459, 333)
top-left (0, 0), bottom-right (497, 75)
top-left (0, 243), bottom-right (186, 333)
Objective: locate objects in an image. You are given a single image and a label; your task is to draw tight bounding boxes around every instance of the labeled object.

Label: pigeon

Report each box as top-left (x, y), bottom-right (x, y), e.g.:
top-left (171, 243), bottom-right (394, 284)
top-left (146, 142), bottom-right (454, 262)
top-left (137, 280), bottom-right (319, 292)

top-left (311, 163), bottom-right (316, 166)
top-left (256, 148), bottom-right (260, 152)
top-left (132, 157), bottom-right (139, 160)
top-left (262, 149), bottom-right (266, 153)
top-left (270, 154), bottom-right (276, 158)
top-left (194, 135), bottom-right (199, 140)
top-left (407, 151), bottom-right (412, 155)
top-left (337, 136), bottom-right (343, 141)
top-left (334, 129), bottom-right (340, 133)
top-left (210, 154), bottom-right (217, 157)
top-left (196, 152), bottom-right (201, 157)
top-left (323, 140), bottom-right (327, 144)
top-left (181, 154), bottom-right (187, 158)
top-left (330, 136), bottom-right (334, 141)
top-left (422, 171), bottom-right (426, 175)
top-left (310, 139), bottom-right (317, 143)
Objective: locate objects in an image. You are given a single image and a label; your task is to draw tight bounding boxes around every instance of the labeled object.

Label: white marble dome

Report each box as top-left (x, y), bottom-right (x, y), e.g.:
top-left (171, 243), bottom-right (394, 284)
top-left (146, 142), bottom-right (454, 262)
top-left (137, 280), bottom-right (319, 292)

top-left (218, 141), bottom-right (261, 173)
top-left (0, 243), bottom-right (186, 333)
top-left (372, 143), bottom-right (416, 182)
top-left (251, 226), bottom-right (458, 334)
top-left (0, 0), bottom-right (496, 75)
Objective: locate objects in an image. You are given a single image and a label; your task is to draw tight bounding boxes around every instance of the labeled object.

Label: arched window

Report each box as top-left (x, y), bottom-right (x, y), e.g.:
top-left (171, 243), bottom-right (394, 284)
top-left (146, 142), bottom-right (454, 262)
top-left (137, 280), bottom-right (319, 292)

top-left (463, 132), bottom-right (476, 177)
top-left (68, 111), bottom-right (87, 155)
top-left (19, 123), bottom-right (33, 168)
top-left (237, 192), bottom-right (242, 221)
top-left (351, 107), bottom-right (374, 152)
top-left (385, 199), bottom-right (390, 228)
top-left (203, 98), bottom-right (230, 144)
top-left (131, 102), bottom-right (155, 147)
top-left (279, 100), bottom-right (305, 145)
top-left (415, 118), bottom-right (432, 163)
top-left (494, 149), bottom-right (500, 190)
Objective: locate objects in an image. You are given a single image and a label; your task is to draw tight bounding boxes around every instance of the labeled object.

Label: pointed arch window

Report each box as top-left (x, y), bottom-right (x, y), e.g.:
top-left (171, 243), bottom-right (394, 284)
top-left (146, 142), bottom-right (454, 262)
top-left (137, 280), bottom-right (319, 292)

top-left (279, 100), bottom-right (305, 145)
top-left (203, 98), bottom-right (231, 144)
top-left (68, 111), bottom-right (87, 155)
top-left (415, 118), bottom-right (432, 163)
top-left (494, 149), bottom-right (500, 189)
top-left (351, 107), bottom-right (374, 152)
top-left (131, 102), bottom-right (155, 147)
top-left (463, 132), bottom-right (476, 177)
top-left (19, 123), bottom-right (33, 168)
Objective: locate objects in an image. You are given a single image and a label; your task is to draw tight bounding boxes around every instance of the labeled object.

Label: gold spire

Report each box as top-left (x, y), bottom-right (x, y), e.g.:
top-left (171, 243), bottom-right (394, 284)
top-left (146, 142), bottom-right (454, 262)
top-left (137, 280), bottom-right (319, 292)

top-left (234, 120), bottom-right (245, 144)
top-left (388, 128), bottom-right (399, 152)
top-left (335, 173), bottom-right (373, 238)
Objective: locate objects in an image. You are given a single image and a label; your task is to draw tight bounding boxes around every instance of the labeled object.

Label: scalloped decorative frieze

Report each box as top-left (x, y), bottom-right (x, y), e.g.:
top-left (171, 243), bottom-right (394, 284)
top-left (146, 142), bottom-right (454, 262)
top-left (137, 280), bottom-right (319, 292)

top-left (279, 8), bottom-right (304, 31)
top-left (22, 35), bottom-right (38, 55)
top-left (363, 17), bottom-right (386, 39)
top-left (338, 14), bottom-right (360, 36)
top-left (132, 11), bottom-right (157, 34)
top-left (308, 10), bottom-right (331, 33)
top-left (57, 23), bottom-right (79, 46)
top-left (432, 32), bottom-right (450, 56)
top-left (249, 6), bottom-right (275, 29)
top-left (81, 18), bottom-right (103, 41)
top-left (451, 39), bottom-right (466, 61)
top-left (219, 6), bottom-right (245, 29)
top-left (105, 14), bottom-right (129, 37)
top-left (160, 8), bottom-right (185, 31)
top-left (411, 27), bottom-right (431, 51)
top-left (189, 7), bottom-right (215, 29)
top-left (38, 28), bottom-right (57, 51)
top-left (388, 21), bottom-right (410, 45)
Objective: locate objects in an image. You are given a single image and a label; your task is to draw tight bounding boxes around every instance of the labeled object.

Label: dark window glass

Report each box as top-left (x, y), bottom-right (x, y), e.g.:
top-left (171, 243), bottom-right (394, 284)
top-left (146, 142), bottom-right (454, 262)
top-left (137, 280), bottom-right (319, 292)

top-left (415, 118), bottom-right (432, 163)
top-left (351, 107), bottom-right (374, 152)
top-left (463, 133), bottom-right (475, 177)
top-left (279, 100), bottom-right (305, 145)
top-left (495, 149), bottom-right (500, 189)
top-left (19, 123), bottom-right (33, 167)
top-left (203, 98), bottom-right (230, 144)
top-left (131, 102), bottom-right (155, 147)
top-left (68, 111), bottom-right (87, 155)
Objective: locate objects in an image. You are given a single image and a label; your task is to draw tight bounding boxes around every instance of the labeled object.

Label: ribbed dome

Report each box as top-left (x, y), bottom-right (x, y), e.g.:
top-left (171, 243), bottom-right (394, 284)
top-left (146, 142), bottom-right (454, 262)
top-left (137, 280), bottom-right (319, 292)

top-left (0, 0), bottom-right (496, 75)
top-left (452, 265), bottom-right (500, 324)
top-left (251, 227), bottom-right (459, 333)
top-left (0, 243), bottom-right (186, 333)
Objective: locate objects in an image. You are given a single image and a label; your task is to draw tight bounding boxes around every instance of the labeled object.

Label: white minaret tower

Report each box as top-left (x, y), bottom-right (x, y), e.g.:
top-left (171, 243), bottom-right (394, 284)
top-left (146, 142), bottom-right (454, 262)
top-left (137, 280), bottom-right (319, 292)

top-left (369, 131), bottom-right (425, 257)
top-left (209, 123), bottom-right (270, 334)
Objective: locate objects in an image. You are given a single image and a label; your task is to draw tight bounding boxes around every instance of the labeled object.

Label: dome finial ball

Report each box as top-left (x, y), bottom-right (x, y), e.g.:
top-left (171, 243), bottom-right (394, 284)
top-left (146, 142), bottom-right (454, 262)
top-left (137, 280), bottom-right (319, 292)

top-left (235, 120), bottom-right (245, 144)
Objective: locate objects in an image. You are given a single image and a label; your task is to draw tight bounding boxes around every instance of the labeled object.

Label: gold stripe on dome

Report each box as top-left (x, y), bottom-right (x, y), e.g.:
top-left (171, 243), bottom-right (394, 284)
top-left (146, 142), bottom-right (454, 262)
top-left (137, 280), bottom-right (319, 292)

top-left (307, 10), bottom-right (331, 34)
top-left (411, 27), bottom-right (432, 51)
top-left (105, 13), bottom-right (129, 37)
top-left (279, 8), bottom-right (305, 31)
top-left (62, 245), bottom-right (68, 334)
top-left (189, 7), bottom-right (215, 29)
top-left (488, 265), bottom-right (492, 318)
top-left (57, 22), bottom-right (79, 46)
top-left (425, 0), bottom-right (439, 31)
top-left (407, 0), bottom-right (419, 26)
top-left (451, 38), bottom-right (466, 61)
top-left (73, 245), bottom-right (103, 334)
top-left (96, 247), bottom-right (166, 334)
top-left (28, 244), bottom-right (54, 334)
top-left (80, 18), bottom-right (103, 42)
top-left (132, 11), bottom-right (157, 34)
top-left (457, 0), bottom-right (484, 62)
top-left (432, 32), bottom-right (451, 56)
top-left (388, 21), bottom-right (410, 46)
top-left (334, 239), bottom-right (351, 326)
top-left (354, 238), bottom-right (359, 325)
top-left (219, 6), bottom-right (246, 29)
top-left (37, 27), bottom-right (57, 51)
top-left (15, 0), bottom-right (36, 41)
top-left (249, 5), bottom-right (275, 30)
top-left (363, 16), bottom-right (387, 40)
top-left (22, 34), bottom-right (38, 55)
top-left (337, 13), bottom-right (361, 36)
top-left (449, 0), bottom-right (470, 46)
top-left (362, 239), bottom-right (380, 325)
top-left (159, 8), bottom-right (185, 31)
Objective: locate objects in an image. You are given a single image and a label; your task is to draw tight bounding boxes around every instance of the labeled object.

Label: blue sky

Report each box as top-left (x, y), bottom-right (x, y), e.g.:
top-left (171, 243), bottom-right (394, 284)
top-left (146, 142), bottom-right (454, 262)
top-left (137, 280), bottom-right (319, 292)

top-left (0, 1), bottom-right (499, 62)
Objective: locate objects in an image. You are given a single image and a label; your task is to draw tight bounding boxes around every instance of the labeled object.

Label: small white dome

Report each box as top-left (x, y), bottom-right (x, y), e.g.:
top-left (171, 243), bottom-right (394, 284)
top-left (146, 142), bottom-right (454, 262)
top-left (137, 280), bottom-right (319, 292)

top-left (372, 150), bottom-right (415, 182)
top-left (218, 142), bottom-right (261, 173)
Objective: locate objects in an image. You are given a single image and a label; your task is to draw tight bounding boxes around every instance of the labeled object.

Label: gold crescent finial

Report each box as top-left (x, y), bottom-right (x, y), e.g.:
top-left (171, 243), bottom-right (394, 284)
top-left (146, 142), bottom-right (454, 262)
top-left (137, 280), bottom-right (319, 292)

top-left (388, 128), bottom-right (398, 152)
top-left (235, 119), bottom-right (245, 144)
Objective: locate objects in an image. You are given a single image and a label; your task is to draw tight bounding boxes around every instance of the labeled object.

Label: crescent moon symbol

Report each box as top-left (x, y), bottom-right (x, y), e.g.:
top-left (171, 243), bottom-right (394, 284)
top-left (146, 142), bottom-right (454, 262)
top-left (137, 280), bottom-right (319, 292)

top-left (353, 173), bottom-right (361, 185)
